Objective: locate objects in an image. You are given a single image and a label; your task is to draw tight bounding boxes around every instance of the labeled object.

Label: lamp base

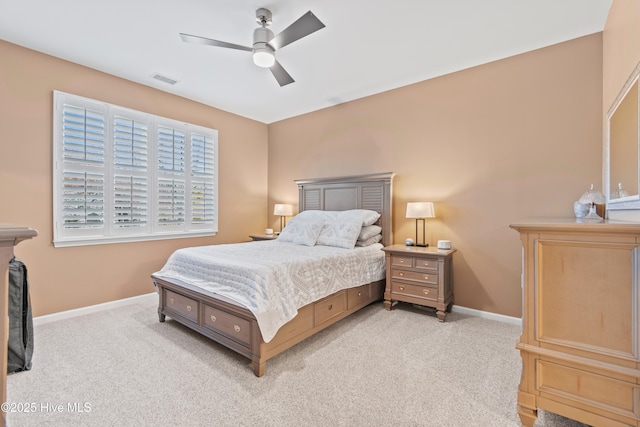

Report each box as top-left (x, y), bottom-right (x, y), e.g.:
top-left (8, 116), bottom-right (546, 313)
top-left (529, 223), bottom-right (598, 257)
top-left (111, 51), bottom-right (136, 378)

top-left (415, 243), bottom-right (429, 247)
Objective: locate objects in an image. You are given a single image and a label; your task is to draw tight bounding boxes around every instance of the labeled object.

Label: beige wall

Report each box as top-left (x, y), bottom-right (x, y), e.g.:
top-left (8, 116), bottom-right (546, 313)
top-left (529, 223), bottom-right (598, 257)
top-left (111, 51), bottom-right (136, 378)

top-left (603, 0), bottom-right (640, 112)
top-left (268, 34), bottom-right (603, 318)
top-left (3, 9), bottom-right (624, 320)
top-left (0, 40), bottom-right (268, 316)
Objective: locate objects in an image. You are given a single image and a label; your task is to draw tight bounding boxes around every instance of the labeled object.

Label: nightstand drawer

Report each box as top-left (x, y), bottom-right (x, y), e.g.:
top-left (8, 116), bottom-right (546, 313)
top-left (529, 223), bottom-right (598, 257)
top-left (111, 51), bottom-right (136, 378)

top-left (414, 257), bottom-right (438, 271)
top-left (164, 290), bottom-right (198, 323)
top-left (391, 268), bottom-right (438, 285)
top-left (391, 281), bottom-right (438, 302)
top-left (391, 255), bottom-right (413, 267)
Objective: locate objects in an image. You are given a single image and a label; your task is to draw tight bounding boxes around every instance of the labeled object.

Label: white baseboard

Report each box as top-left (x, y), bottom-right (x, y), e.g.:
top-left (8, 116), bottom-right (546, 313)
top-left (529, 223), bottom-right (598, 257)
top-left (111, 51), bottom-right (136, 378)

top-left (33, 292), bottom-right (157, 326)
top-left (33, 293), bottom-right (521, 327)
top-left (451, 304), bottom-right (521, 326)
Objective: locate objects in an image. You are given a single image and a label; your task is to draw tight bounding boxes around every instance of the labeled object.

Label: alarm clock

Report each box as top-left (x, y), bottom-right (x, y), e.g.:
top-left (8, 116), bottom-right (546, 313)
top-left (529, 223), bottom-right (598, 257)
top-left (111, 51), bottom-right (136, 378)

top-left (437, 240), bottom-right (451, 250)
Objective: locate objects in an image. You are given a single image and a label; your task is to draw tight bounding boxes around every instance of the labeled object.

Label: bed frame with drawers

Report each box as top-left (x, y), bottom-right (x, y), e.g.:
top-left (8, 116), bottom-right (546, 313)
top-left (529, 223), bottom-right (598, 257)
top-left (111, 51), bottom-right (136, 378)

top-left (152, 172), bottom-right (394, 376)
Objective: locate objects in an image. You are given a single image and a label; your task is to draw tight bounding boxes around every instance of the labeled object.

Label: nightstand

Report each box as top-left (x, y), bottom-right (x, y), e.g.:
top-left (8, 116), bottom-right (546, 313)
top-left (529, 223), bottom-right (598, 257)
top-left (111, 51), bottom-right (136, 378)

top-left (382, 244), bottom-right (456, 321)
top-left (249, 234), bottom-right (278, 241)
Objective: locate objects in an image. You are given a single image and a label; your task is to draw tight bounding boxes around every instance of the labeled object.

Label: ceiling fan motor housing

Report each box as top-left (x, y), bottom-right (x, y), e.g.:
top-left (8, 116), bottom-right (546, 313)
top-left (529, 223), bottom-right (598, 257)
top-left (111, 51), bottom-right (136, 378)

top-left (253, 26), bottom-right (274, 45)
top-left (253, 27), bottom-right (275, 67)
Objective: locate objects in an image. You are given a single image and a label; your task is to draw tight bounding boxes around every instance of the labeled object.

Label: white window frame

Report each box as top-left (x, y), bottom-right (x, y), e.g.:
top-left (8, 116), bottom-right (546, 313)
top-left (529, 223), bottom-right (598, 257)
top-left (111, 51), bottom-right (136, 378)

top-left (53, 91), bottom-right (218, 247)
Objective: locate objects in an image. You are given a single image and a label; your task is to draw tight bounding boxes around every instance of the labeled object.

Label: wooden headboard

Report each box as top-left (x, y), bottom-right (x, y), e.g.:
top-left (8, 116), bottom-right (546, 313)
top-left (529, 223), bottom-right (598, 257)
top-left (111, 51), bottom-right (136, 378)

top-left (295, 172), bottom-right (395, 246)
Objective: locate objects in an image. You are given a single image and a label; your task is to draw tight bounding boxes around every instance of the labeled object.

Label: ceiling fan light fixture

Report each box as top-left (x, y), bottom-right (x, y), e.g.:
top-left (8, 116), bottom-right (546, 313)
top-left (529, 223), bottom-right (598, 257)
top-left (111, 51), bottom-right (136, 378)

top-left (253, 43), bottom-right (275, 68)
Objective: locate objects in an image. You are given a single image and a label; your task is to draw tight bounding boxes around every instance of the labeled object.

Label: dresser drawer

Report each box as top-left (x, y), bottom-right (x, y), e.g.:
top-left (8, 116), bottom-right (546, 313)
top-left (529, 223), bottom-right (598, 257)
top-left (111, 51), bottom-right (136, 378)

top-left (391, 281), bottom-right (438, 302)
top-left (315, 292), bottom-right (347, 325)
top-left (164, 290), bottom-right (198, 322)
top-left (203, 304), bottom-right (251, 347)
top-left (536, 359), bottom-right (639, 418)
top-left (391, 268), bottom-right (438, 285)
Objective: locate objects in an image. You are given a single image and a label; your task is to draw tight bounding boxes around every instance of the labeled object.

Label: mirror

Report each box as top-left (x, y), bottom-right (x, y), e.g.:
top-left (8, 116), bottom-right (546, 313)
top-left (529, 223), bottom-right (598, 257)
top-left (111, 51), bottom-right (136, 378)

top-left (606, 62), bottom-right (640, 210)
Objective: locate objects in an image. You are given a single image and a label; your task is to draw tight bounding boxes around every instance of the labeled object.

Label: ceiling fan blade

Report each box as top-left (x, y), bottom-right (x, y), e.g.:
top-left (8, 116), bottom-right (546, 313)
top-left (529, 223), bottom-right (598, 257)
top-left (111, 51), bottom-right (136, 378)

top-left (269, 11), bottom-right (325, 51)
top-left (270, 60), bottom-right (295, 87)
top-left (180, 33), bottom-right (252, 52)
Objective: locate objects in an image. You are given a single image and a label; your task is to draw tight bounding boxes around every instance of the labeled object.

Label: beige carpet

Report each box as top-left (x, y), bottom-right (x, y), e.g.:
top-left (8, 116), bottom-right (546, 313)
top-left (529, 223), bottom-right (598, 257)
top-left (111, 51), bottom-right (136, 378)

top-left (7, 297), bottom-right (588, 426)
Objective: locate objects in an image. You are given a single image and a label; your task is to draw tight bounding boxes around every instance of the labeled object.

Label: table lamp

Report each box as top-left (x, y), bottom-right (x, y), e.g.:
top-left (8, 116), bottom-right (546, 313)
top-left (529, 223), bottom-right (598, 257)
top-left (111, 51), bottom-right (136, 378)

top-left (406, 202), bottom-right (435, 247)
top-left (273, 204), bottom-right (293, 233)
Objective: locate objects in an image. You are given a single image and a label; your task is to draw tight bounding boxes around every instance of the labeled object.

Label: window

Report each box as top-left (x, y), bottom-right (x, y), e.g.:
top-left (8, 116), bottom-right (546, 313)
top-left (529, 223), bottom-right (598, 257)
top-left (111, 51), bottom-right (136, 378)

top-left (53, 91), bottom-right (218, 247)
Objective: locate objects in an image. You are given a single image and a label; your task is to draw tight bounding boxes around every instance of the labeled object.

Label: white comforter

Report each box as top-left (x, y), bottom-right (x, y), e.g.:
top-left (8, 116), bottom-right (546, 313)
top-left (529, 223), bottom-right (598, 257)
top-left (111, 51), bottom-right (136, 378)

top-left (153, 241), bottom-right (385, 342)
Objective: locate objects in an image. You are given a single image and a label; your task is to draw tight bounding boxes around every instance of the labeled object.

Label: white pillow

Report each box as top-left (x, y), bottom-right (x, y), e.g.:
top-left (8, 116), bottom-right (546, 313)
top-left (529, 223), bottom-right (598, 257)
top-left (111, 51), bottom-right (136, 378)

top-left (290, 210), bottom-right (337, 222)
top-left (359, 225), bottom-right (382, 240)
top-left (336, 209), bottom-right (380, 226)
top-left (294, 210), bottom-right (380, 226)
top-left (277, 219), bottom-right (325, 246)
top-left (316, 218), bottom-right (362, 249)
top-left (355, 234), bottom-right (383, 247)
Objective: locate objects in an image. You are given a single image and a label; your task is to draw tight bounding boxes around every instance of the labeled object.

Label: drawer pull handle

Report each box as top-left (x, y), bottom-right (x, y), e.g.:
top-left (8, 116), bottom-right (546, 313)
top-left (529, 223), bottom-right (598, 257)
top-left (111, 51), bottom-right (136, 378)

top-left (399, 259), bottom-right (405, 263)
top-left (170, 298), bottom-right (175, 305)
top-left (423, 289), bottom-right (430, 295)
top-left (234, 325), bottom-right (241, 333)
top-left (399, 286), bottom-right (405, 291)
top-left (210, 315), bottom-right (217, 322)
top-left (328, 304), bottom-right (333, 310)
top-left (187, 305), bottom-right (192, 311)
top-left (423, 262), bottom-right (430, 266)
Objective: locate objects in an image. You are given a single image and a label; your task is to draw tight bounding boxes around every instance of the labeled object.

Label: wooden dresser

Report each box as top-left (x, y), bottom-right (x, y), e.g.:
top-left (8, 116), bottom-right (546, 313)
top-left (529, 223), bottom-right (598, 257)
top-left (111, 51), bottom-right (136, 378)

top-left (382, 244), bottom-right (455, 321)
top-left (510, 219), bottom-right (640, 427)
top-left (0, 224), bottom-right (36, 427)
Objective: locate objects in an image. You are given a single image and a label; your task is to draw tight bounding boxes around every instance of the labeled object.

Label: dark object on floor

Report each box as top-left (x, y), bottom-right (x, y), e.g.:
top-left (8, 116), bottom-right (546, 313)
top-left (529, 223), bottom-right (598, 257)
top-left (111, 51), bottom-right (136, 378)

top-left (7, 257), bottom-right (33, 374)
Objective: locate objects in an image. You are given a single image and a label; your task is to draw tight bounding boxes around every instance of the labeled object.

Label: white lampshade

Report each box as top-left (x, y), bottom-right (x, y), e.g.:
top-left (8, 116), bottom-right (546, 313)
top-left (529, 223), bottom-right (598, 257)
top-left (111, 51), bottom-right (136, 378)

top-left (406, 202), bottom-right (435, 219)
top-left (274, 204), bottom-right (293, 216)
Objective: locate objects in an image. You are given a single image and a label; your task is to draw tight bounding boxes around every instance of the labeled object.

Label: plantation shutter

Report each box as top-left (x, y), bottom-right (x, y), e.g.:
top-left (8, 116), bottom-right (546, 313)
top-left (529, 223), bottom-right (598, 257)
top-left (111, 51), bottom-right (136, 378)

top-left (113, 116), bottom-right (148, 228)
top-left (158, 179), bottom-right (185, 226)
top-left (61, 104), bottom-right (105, 229)
top-left (191, 133), bottom-right (215, 224)
top-left (158, 126), bottom-right (185, 173)
top-left (54, 91), bottom-right (218, 247)
top-left (157, 124), bottom-right (186, 227)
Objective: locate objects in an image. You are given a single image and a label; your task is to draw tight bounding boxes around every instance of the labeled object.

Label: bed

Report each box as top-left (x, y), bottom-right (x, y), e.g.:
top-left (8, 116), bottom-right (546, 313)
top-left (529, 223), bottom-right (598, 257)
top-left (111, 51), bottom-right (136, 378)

top-left (151, 172), bottom-right (395, 376)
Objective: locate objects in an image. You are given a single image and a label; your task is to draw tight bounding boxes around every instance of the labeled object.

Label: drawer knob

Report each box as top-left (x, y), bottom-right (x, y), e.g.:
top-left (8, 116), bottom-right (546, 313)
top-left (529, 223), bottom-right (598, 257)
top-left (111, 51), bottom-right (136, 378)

top-left (423, 289), bottom-right (430, 295)
top-left (399, 286), bottom-right (405, 291)
top-left (399, 272), bottom-right (404, 277)
top-left (187, 305), bottom-right (192, 311)
top-left (234, 325), bottom-right (241, 333)
top-left (424, 275), bottom-right (429, 280)
top-left (210, 315), bottom-right (217, 322)
top-left (357, 291), bottom-right (362, 297)
top-left (424, 262), bottom-right (430, 266)
top-left (169, 298), bottom-right (175, 305)
top-left (399, 259), bottom-right (405, 263)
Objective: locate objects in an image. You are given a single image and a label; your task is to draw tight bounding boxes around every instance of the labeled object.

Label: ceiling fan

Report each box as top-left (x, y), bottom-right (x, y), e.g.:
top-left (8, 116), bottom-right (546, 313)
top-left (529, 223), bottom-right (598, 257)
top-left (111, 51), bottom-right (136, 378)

top-left (180, 8), bottom-right (325, 87)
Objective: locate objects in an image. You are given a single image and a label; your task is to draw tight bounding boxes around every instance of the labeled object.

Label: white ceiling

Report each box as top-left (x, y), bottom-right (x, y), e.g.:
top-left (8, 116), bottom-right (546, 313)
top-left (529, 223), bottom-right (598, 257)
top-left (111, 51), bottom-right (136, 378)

top-left (0, 0), bottom-right (611, 124)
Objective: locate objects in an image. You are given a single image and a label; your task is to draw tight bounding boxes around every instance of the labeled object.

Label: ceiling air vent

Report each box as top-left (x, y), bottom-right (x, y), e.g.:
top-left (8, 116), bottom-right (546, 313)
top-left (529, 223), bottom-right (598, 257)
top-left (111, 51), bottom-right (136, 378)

top-left (151, 73), bottom-right (179, 85)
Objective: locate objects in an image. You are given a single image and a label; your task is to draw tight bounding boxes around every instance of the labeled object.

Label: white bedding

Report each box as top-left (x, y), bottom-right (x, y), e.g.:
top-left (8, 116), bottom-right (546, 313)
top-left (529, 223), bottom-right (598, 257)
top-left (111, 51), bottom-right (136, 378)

top-left (153, 241), bottom-right (385, 342)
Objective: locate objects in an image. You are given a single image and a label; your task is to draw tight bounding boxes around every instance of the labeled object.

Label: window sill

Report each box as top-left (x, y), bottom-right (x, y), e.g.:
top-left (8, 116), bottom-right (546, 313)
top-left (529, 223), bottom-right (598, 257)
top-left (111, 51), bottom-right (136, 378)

top-left (53, 230), bottom-right (217, 248)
